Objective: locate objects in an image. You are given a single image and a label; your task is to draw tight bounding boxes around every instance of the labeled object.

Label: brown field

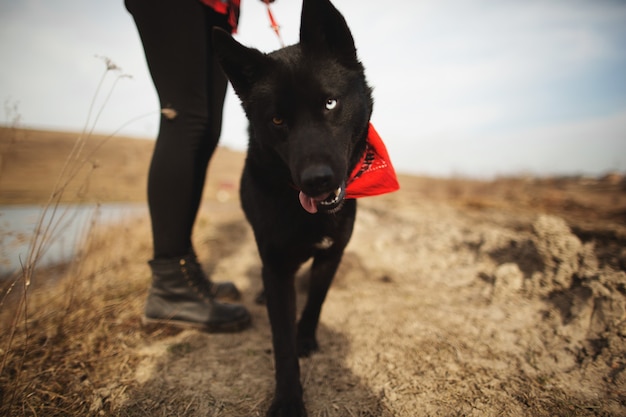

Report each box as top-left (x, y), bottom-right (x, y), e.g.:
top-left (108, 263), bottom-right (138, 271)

top-left (1, 127), bottom-right (625, 416)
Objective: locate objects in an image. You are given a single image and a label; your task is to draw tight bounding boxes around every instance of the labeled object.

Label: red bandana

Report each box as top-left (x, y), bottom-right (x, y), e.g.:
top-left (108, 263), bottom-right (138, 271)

top-left (345, 124), bottom-right (400, 199)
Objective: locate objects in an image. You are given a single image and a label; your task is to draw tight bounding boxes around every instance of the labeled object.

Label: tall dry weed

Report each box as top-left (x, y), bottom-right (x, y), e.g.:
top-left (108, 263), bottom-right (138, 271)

top-left (0, 56), bottom-right (149, 416)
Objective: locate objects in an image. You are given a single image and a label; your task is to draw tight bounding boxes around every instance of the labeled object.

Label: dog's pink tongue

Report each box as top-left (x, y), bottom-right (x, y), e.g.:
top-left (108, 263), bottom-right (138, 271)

top-left (298, 191), bottom-right (318, 214)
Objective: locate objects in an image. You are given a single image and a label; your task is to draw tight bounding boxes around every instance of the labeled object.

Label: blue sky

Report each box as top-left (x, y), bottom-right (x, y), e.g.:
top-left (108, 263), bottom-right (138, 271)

top-left (1, 0), bottom-right (625, 178)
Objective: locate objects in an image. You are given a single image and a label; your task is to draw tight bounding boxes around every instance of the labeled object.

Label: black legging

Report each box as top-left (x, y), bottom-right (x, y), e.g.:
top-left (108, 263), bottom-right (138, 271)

top-left (126, 0), bottom-right (232, 259)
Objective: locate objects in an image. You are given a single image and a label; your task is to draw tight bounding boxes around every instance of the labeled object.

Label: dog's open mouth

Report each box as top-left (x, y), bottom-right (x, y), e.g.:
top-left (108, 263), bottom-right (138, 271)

top-left (298, 185), bottom-right (345, 214)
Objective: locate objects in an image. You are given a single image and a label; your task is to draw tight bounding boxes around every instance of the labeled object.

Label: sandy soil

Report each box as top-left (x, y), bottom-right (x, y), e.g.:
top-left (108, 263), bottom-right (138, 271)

top-left (1, 129), bottom-right (625, 416)
top-left (118, 198), bottom-right (626, 417)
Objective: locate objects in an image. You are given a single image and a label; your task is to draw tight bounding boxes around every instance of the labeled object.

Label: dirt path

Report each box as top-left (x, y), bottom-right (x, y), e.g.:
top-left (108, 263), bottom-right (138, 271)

top-left (104, 193), bottom-right (624, 416)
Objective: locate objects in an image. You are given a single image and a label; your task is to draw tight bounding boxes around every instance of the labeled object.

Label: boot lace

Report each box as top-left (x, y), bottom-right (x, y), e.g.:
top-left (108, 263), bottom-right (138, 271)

top-left (179, 257), bottom-right (218, 300)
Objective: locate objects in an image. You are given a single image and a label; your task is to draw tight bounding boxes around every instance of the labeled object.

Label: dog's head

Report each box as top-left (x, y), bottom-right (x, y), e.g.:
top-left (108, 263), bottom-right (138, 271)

top-left (214, 0), bottom-right (373, 214)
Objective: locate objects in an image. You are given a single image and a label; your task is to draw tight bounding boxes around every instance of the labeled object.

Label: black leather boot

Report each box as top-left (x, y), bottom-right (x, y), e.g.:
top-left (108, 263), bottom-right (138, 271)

top-left (143, 254), bottom-right (251, 332)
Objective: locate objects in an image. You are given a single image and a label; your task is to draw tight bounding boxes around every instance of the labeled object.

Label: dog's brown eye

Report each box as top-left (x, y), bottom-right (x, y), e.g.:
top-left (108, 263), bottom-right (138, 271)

top-left (325, 99), bottom-right (337, 110)
top-left (272, 116), bottom-right (284, 125)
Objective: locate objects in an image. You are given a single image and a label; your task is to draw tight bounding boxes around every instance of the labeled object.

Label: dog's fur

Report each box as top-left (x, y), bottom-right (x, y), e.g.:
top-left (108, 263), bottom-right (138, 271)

top-left (214, 0), bottom-right (372, 415)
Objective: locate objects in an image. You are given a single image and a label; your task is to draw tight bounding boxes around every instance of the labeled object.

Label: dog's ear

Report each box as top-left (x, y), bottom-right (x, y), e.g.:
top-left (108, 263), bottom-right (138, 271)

top-left (213, 28), bottom-right (269, 100)
top-left (299, 0), bottom-right (357, 64)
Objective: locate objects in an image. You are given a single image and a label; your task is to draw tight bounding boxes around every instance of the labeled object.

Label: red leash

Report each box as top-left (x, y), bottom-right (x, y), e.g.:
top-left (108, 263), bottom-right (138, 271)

top-left (264, 0), bottom-right (284, 47)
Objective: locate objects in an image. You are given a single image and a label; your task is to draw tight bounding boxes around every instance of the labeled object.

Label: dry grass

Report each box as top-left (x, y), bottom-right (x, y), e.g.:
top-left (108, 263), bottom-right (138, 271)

top-left (0, 127), bottom-right (154, 205)
top-left (0, 216), bottom-right (152, 416)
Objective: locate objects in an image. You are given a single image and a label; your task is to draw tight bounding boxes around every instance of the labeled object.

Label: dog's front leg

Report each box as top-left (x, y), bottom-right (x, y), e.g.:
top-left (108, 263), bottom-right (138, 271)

top-left (262, 264), bottom-right (307, 417)
top-left (297, 247), bottom-right (344, 357)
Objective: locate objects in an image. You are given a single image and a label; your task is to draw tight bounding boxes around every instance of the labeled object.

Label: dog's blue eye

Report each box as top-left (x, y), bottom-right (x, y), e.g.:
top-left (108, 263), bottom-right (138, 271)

top-left (325, 99), bottom-right (337, 110)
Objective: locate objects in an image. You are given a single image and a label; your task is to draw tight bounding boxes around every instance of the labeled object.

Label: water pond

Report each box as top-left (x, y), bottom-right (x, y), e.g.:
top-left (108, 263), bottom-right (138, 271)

top-left (0, 202), bottom-right (146, 277)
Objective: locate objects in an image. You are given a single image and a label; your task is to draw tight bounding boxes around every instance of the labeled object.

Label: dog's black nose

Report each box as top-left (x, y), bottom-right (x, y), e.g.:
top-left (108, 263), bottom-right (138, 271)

top-left (300, 164), bottom-right (334, 193)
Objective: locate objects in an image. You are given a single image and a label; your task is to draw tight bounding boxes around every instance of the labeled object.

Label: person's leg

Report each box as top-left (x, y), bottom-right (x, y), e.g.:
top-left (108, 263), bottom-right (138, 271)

top-left (126, 0), bottom-right (230, 259)
top-left (126, 0), bottom-right (249, 330)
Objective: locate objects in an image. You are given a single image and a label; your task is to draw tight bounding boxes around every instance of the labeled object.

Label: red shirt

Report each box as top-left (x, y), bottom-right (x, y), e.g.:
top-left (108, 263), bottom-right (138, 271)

top-left (200, 0), bottom-right (241, 32)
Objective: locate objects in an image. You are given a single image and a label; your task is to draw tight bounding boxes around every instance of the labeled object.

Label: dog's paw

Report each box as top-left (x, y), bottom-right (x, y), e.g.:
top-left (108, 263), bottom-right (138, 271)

top-left (297, 336), bottom-right (319, 357)
top-left (267, 399), bottom-right (307, 417)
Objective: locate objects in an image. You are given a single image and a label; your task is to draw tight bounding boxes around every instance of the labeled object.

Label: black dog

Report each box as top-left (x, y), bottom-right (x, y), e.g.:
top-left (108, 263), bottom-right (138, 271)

top-left (213, 0), bottom-right (393, 415)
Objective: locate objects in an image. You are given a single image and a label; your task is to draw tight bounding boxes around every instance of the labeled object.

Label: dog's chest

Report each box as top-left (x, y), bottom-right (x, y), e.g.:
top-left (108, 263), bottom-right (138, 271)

top-left (314, 236), bottom-right (334, 250)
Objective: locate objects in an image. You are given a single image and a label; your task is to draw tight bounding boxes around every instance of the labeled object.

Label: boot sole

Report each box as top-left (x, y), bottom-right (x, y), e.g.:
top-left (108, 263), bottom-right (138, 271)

top-left (141, 314), bottom-right (251, 333)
